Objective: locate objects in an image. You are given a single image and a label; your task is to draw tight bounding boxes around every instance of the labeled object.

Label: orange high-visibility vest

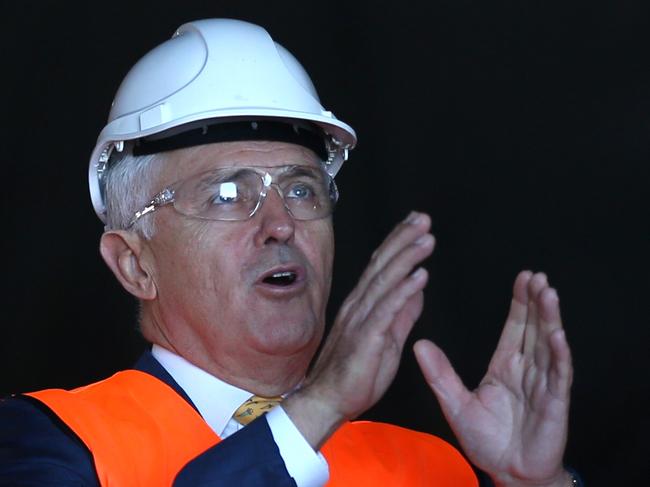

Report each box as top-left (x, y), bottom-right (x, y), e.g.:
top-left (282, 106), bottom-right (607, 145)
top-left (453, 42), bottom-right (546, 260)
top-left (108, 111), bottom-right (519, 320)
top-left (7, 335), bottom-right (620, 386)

top-left (27, 370), bottom-right (477, 486)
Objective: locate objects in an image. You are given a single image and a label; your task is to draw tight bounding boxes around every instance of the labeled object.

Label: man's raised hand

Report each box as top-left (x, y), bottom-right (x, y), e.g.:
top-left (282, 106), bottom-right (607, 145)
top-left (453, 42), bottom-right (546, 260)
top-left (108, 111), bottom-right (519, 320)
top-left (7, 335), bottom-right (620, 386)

top-left (414, 271), bottom-right (574, 487)
top-left (285, 211), bottom-right (434, 449)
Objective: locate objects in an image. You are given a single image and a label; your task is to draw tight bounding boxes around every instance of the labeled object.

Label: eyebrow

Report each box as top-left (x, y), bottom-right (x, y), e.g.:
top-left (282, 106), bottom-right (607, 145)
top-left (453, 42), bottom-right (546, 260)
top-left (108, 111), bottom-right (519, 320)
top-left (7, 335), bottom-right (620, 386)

top-left (186, 165), bottom-right (321, 190)
top-left (278, 165), bottom-right (320, 178)
top-left (195, 167), bottom-right (256, 186)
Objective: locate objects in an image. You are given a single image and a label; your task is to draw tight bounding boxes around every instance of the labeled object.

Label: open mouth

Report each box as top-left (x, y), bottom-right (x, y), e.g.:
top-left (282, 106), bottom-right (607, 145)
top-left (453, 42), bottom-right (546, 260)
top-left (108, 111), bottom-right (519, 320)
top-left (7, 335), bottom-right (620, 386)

top-left (261, 270), bottom-right (299, 287)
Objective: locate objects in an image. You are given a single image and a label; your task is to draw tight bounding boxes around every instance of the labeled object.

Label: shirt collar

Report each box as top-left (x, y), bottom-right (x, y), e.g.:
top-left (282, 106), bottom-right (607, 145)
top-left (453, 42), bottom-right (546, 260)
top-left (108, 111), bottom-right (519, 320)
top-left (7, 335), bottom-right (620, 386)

top-left (151, 344), bottom-right (253, 437)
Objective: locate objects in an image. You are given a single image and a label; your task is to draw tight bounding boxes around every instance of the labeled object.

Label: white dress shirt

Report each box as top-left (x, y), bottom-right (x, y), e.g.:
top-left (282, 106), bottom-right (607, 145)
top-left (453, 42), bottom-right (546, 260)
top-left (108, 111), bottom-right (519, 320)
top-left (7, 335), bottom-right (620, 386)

top-left (151, 345), bottom-right (329, 487)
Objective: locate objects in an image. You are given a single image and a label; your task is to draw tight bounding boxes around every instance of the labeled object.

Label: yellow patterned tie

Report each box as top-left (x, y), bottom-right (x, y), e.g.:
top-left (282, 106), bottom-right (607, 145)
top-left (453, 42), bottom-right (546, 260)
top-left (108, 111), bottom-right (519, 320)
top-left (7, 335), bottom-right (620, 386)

top-left (233, 395), bottom-right (283, 425)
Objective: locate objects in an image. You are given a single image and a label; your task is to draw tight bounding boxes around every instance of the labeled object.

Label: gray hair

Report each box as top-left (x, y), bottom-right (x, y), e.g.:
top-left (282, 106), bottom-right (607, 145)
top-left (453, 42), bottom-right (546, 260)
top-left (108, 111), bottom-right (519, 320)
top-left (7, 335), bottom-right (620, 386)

top-left (102, 146), bottom-right (167, 239)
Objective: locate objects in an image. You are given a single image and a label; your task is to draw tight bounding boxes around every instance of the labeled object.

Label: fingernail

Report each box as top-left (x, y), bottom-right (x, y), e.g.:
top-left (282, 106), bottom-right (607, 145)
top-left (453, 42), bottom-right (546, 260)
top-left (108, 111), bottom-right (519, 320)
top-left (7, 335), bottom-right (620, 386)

top-left (406, 211), bottom-right (421, 224)
top-left (414, 234), bottom-right (432, 246)
top-left (410, 267), bottom-right (426, 279)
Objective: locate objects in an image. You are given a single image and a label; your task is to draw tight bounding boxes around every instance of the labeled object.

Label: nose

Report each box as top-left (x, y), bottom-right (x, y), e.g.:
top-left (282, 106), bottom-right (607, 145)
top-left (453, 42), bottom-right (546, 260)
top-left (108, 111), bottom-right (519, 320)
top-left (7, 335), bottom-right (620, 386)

top-left (253, 186), bottom-right (296, 246)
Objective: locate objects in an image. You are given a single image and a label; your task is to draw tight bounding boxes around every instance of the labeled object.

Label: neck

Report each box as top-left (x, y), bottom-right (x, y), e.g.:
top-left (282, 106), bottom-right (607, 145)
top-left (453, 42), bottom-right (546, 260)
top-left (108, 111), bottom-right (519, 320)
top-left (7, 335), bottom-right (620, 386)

top-left (142, 313), bottom-right (317, 397)
top-left (158, 341), bottom-right (312, 396)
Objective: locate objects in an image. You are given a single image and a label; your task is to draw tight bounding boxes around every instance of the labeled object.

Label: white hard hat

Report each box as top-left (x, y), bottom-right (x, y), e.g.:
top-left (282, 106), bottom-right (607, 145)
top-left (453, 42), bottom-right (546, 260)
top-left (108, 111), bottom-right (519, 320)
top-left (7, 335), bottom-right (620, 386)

top-left (88, 18), bottom-right (357, 222)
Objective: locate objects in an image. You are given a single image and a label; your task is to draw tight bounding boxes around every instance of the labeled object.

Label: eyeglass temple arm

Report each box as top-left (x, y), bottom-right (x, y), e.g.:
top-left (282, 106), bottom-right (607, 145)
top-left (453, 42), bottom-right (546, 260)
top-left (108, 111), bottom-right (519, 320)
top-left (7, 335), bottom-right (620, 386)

top-left (127, 189), bottom-right (175, 228)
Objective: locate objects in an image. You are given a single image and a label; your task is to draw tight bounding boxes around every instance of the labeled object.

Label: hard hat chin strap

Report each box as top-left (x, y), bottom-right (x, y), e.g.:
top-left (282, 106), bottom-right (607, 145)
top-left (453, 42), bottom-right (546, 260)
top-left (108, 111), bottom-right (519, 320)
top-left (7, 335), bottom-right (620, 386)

top-left (132, 120), bottom-right (329, 161)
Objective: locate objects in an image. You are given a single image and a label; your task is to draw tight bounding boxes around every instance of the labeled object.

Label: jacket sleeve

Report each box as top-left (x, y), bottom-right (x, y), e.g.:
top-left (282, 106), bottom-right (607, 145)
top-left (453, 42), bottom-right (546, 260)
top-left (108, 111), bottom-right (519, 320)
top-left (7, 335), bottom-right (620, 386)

top-left (0, 395), bottom-right (100, 486)
top-left (173, 416), bottom-right (298, 487)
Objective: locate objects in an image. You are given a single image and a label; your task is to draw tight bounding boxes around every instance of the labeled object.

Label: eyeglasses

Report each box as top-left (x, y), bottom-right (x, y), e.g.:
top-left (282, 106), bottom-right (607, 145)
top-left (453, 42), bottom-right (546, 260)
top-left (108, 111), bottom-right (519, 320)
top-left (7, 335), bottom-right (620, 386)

top-left (128, 164), bottom-right (339, 227)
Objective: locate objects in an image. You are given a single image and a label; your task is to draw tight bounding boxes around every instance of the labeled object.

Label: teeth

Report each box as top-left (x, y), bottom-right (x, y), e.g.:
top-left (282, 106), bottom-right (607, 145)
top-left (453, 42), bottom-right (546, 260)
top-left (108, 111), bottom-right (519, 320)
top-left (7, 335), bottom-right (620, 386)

top-left (273, 272), bottom-right (293, 278)
top-left (263, 270), bottom-right (297, 286)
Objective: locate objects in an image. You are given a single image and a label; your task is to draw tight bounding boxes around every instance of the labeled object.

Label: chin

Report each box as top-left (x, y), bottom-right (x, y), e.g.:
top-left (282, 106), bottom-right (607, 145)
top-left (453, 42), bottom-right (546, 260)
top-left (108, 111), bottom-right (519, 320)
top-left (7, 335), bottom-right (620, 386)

top-left (248, 319), bottom-right (323, 358)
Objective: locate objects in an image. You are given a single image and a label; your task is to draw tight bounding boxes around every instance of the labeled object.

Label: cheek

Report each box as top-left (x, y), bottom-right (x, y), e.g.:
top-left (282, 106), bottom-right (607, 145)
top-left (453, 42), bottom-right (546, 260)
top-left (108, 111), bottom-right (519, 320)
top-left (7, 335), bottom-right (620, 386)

top-left (153, 222), bottom-right (236, 295)
top-left (301, 221), bottom-right (334, 284)
top-left (185, 225), bottom-right (247, 289)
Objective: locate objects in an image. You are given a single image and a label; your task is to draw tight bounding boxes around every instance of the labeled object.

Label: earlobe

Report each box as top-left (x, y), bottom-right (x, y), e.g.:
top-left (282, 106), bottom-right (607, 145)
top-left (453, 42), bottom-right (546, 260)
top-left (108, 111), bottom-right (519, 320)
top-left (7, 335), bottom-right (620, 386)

top-left (99, 231), bottom-right (157, 300)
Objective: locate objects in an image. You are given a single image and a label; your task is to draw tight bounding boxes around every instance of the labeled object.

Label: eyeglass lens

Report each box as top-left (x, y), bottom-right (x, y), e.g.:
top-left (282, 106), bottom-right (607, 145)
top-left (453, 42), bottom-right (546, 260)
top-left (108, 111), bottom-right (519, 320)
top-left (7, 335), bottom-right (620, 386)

top-left (171, 166), bottom-right (336, 221)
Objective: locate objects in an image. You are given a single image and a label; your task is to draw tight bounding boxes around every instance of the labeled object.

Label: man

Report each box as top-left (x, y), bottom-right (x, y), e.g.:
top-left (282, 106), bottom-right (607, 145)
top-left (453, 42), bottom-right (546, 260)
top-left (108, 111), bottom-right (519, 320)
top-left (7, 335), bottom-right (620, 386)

top-left (0, 18), bottom-right (580, 486)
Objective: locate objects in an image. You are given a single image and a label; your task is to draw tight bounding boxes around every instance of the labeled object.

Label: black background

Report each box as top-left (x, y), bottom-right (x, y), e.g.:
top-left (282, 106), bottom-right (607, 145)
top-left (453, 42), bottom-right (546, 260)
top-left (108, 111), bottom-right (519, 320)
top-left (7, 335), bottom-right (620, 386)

top-left (2, 1), bottom-right (649, 484)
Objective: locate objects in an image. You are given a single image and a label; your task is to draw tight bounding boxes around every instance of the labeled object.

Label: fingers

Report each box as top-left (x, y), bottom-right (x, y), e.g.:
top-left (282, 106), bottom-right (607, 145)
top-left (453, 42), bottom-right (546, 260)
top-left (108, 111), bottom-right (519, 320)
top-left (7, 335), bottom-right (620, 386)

top-left (537, 285), bottom-right (561, 324)
top-left (354, 212), bottom-right (433, 315)
top-left (390, 288), bottom-right (425, 346)
top-left (355, 212), bottom-right (432, 295)
top-left (414, 339), bottom-right (471, 419)
top-left (353, 233), bottom-right (433, 326)
top-left (302, 216), bottom-right (433, 425)
top-left (493, 271), bottom-right (569, 373)
top-left (334, 211), bottom-right (434, 344)
top-left (528, 275), bottom-right (571, 378)
top-left (494, 270), bottom-right (533, 354)
top-left (508, 271), bottom-right (571, 390)
top-left (548, 328), bottom-right (573, 398)
top-left (317, 211), bottom-right (433, 359)
top-left (342, 267), bottom-right (428, 357)
top-left (540, 290), bottom-right (573, 398)
top-left (523, 273), bottom-right (548, 357)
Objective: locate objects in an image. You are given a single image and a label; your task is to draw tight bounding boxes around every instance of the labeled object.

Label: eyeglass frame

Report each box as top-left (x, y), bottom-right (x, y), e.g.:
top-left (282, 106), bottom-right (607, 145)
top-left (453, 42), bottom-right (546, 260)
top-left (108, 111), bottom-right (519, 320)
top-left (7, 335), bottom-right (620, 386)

top-left (127, 163), bottom-right (339, 228)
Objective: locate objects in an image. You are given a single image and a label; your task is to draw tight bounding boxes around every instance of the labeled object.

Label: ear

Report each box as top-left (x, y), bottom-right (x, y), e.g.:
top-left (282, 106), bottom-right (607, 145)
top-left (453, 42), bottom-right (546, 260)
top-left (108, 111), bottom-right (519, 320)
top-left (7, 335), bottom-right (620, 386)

top-left (100, 230), bottom-right (157, 300)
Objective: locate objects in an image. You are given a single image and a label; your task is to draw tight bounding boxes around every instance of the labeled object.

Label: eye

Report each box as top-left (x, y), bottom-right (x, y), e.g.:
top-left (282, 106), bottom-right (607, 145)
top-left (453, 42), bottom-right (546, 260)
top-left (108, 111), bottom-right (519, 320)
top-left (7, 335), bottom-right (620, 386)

top-left (286, 182), bottom-right (315, 200)
top-left (210, 182), bottom-right (240, 205)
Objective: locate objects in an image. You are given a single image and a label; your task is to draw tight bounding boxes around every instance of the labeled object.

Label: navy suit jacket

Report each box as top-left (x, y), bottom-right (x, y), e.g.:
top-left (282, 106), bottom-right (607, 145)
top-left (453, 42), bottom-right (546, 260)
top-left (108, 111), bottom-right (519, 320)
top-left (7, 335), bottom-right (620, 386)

top-left (0, 351), bottom-right (297, 486)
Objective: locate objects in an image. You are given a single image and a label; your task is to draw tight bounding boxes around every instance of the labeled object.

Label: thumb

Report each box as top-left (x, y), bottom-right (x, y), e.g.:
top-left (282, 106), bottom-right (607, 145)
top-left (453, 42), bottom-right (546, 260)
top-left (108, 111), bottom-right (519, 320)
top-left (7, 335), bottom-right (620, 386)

top-left (413, 339), bottom-right (471, 419)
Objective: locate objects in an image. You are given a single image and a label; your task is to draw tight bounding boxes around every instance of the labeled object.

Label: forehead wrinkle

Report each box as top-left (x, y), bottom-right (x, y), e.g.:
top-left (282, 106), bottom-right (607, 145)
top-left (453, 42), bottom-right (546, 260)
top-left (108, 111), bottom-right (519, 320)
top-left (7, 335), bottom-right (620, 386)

top-left (158, 141), bottom-right (321, 187)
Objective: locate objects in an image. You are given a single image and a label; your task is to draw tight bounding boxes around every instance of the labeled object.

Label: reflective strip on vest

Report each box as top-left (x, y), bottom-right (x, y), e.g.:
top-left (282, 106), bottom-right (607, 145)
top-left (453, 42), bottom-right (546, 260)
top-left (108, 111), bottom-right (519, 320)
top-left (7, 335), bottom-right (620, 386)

top-left (27, 370), bottom-right (478, 486)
